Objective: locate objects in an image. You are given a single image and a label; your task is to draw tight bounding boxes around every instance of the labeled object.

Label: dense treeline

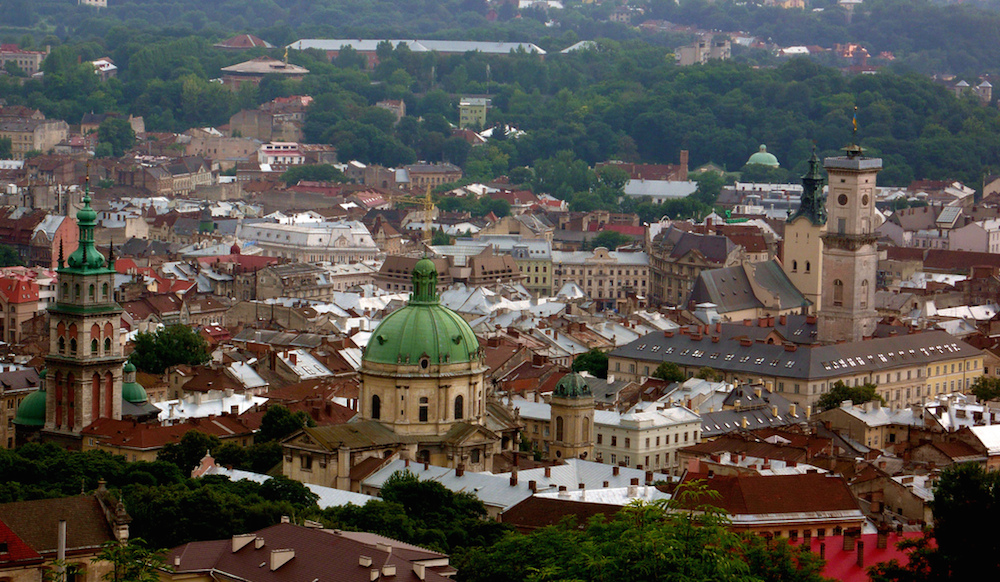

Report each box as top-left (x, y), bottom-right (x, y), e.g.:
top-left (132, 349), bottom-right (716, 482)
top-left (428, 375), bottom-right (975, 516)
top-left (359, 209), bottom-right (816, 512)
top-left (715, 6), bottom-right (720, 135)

top-left (4, 25), bottom-right (1000, 199)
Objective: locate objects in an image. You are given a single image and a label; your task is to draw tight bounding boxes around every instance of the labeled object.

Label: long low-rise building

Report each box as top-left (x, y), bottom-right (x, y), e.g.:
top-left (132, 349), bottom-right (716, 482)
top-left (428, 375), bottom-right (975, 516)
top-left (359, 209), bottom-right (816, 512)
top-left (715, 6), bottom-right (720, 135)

top-left (608, 317), bottom-right (984, 411)
top-left (551, 247), bottom-right (650, 310)
top-left (238, 220), bottom-right (378, 263)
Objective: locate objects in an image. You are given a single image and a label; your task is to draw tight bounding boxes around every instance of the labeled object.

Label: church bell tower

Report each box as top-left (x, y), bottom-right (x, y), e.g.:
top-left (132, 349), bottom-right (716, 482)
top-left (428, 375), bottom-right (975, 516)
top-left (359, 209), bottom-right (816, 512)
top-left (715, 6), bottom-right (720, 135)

top-left (43, 181), bottom-right (125, 444)
top-left (818, 146), bottom-right (881, 343)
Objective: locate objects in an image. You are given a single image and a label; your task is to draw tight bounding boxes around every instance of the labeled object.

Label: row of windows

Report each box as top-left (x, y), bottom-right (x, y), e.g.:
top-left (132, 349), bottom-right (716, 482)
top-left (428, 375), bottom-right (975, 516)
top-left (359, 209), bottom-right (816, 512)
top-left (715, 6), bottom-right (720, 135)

top-left (370, 394), bottom-right (466, 422)
top-left (61, 281), bottom-right (110, 302)
top-left (596, 431), bottom-right (692, 447)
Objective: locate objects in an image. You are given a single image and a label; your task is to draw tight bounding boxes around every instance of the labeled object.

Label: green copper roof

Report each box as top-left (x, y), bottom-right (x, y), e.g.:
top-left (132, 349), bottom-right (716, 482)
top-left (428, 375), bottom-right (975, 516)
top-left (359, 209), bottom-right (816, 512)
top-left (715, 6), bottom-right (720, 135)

top-left (122, 360), bottom-right (147, 404)
top-left (14, 388), bottom-right (46, 427)
top-left (363, 258), bottom-right (480, 366)
top-left (788, 151), bottom-right (827, 226)
top-left (553, 373), bottom-right (592, 398)
top-left (64, 185), bottom-right (107, 272)
top-left (747, 144), bottom-right (779, 167)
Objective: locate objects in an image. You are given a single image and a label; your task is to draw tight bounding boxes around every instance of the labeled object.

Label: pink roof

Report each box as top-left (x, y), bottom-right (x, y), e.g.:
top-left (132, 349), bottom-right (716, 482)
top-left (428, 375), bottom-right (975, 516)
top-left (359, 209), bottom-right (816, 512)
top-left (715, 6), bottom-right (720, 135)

top-left (792, 532), bottom-right (926, 582)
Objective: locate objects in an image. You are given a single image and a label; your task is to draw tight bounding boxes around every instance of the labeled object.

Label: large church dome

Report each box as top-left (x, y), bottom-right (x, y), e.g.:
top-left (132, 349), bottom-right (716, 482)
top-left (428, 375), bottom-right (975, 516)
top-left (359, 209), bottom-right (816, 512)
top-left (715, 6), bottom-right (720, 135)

top-left (363, 258), bottom-right (480, 367)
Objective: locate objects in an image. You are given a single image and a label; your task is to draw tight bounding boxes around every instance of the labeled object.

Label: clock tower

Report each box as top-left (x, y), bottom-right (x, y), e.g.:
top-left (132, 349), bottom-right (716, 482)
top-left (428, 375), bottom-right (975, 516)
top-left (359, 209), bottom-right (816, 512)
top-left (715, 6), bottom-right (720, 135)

top-left (818, 146), bottom-right (881, 343)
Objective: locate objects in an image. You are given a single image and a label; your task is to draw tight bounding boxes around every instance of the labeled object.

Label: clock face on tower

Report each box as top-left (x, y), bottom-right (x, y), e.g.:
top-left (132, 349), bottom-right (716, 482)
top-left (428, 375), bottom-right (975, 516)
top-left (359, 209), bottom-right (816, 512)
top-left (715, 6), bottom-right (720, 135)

top-left (837, 194), bottom-right (848, 206)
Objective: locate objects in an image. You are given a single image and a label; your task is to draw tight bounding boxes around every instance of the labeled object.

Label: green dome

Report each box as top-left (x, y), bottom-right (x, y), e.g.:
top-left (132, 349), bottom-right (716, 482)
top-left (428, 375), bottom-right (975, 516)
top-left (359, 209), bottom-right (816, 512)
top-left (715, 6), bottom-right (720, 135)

top-left (122, 361), bottom-right (148, 404)
top-left (553, 373), bottom-right (592, 398)
top-left (747, 144), bottom-right (780, 167)
top-left (65, 193), bottom-right (106, 270)
top-left (14, 388), bottom-right (46, 427)
top-left (363, 259), bottom-right (480, 366)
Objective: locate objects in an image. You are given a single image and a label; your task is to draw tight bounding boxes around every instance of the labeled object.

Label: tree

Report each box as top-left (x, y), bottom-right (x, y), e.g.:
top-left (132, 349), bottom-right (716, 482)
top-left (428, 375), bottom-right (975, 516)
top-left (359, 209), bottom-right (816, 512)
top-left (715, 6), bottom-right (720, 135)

top-left (653, 362), bottom-right (685, 383)
top-left (257, 405), bottom-right (312, 443)
top-left (97, 118), bottom-right (136, 158)
top-left (458, 479), bottom-right (827, 582)
top-left (93, 539), bottom-right (164, 582)
top-left (157, 430), bottom-right (220, 475)
top-left (587, 230), bottom-right (632, 250)
top-left (129, 325), bottom-right (210, 374)
top-left (970, 376), bottom-right (1000, 402)
top-left (695, 367), bottom-right (724, 382)
top-left (929, 463), bottom-right (1000, 580)
top-left (0, 244), bottom-right (22, 267)
top-left (280, 164), bottom-right (348, 186)
top-left (431, 229), bottom-right (452, 246)
top-left (0, 136), bottom-right (11, 158)
top-left (258, 476), bottom-right (319, 509)
top-left (572, 349), bottom-right (608, 379)
top-left (816, 380), bottom-right (885, 411)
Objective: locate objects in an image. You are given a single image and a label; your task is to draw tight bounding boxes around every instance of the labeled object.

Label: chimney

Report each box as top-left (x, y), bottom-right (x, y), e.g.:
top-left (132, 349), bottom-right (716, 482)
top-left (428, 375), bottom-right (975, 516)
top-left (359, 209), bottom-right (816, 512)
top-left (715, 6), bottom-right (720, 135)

top-left (232, 533), bottom-right (256, 552)
top-left (413, 563), bottom-right (426, 581)
top-left (255, 537), bottom-right (265, 549)
top-left (789, 403), bottom-right (797, 416)
top-left (360, 556), bottom-right (373, 567)
top-left (544, 466), bottom-right (551, 478)
top-left (758, 317), bottom-right (767, 328)
top-left (645, 470), bottom-right (653, 485)
top-left (715, 322), bottom-right (721, 333)
top-left (603, 481), bottom-right (609, 487)
top-left (739, 338), bottom-right (753, 347)
top-left (630, 477), bottom-right (639, 486)
top-left (269, 549), bottom-right (295, 571)
top-left (779, 314), bottom-right (786, 325)
top-left (381, 565), bottom-right (396, 577)
top-left (877, 527), bottom-right (888, 549)
top-left (370, 570), bottom-right (380, 581)
top-left (57, 520), bottom-right (67, 565)
top-left (510, 470), bottom-right (518, 487)
top-left (665, 330), bottom-right (675, 337)
top-left (405, 458), bottom-right (410, 467)
top-left (529, 480), bottom-right (537, 493)
top-left (613, 466), bottom-right (620, 476)
top-left (744, 319), bottom-right (752, 326)
top-left (806, 314), bottom-right (817, 324)
top-left (456, 465), bottom-right (465, 477)
top-left (784, 342), bottom-right (798, 352)
top-left (856, 541), bottom-right (865, 569)
top-left (843, 530), bottom-right (856, 551)
top-left (679, 149), bottom-right (689, 181)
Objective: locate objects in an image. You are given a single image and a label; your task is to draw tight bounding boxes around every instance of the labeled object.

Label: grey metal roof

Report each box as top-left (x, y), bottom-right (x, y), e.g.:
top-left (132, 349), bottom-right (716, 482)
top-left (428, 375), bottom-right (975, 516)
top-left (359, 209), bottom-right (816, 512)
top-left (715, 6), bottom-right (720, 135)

top-left (610, 328), bottom-right (982, 381)
top-left (690, 261), bottom-right (810, 314)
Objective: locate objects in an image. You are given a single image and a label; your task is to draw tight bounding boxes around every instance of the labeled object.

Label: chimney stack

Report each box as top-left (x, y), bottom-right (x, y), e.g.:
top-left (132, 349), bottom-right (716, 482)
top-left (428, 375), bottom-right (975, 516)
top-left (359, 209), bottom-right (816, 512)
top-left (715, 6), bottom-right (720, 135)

top-left (612, 466), bottom-right (620, 476)
top-left (856, 541), bottom-right (865, 569)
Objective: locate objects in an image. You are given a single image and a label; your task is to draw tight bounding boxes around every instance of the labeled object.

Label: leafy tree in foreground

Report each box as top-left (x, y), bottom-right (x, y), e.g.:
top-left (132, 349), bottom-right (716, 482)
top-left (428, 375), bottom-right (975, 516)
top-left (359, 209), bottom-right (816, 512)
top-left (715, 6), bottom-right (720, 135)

top-left (257, 405), bottom-right (313, 443)
top-left (94, 539), bottom-right (164, 582)
top-left (573, 348), bottom-right (608, 379)
top-left (129, 324), bottom-right (210, 374)
top-left (457, 479), bottom-right (827, 582)
top-left (817, 381), bottom-right (884, 411)
top-left (157, 430), bottom-right (220, 475)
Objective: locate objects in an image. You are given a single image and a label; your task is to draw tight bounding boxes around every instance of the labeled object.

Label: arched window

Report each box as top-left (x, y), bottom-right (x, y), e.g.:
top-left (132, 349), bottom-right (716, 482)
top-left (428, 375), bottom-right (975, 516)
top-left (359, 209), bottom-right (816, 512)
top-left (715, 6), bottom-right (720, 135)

top-left (58, 336), bottom-right (65, 353)
top-left (88, 284), bottom-right (95, 300)
top-left (555, 416), bottom-right (564, 442)
top-left (418, 397), bottom-right (429, 423)
top-left (62, 283), bottom-right (68, 298)
top-left (470, 449), bottom-right (480, 464)
top-left (92, 373), bottom-right (101, 419)
top-left (104, 338), bottom-right (112, 353)
top-left (454, 395), bottom-right (464, 420)
top-left (792, 260), bottom-right (798, 272)
top-left (74, 284), bottom-right (80, 299)
top-left (70, 338), bottom-right (77, 354)
top-left (583, 417), bottom-right (590, 442)
top-left (860, 279), bottom-right (869, 309)
top-left (833, 279), bottom-right (844, 307)
top-left (102, 282), bottom-right (109, 298)
top-left (91, 339), bottom-right (98, 355)
top-left (805, 261), bottom-right (811, 273)
top-left (371, 395), bottom-right (381, 420)
top-left (104, 372), bottom-right (114, 416)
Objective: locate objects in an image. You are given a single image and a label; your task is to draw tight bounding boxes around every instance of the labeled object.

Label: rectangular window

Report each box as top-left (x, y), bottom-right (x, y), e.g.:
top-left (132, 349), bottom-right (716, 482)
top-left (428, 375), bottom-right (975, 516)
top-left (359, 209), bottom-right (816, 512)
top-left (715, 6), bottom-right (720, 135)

top-left (597, 434), bottom-right (603, 444)
top-left (625, 438), bottom-right (631, 448)
top-left (610, 454), bottom-right (617, 464)
top-left (611, 436), bottom-right (617, 446)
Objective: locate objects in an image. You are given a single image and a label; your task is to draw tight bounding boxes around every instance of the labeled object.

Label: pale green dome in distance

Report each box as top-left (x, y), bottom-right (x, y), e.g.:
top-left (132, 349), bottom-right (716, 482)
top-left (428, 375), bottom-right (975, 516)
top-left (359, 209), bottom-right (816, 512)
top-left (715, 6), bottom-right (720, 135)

top-left (553, 372), bottom-right (592, 398)
top-left (122, 360), bottom-right (148, 404)
top-left (747, 144), bottom-right (780, 167)
top-left (363, 258), bottom-right (480, 366)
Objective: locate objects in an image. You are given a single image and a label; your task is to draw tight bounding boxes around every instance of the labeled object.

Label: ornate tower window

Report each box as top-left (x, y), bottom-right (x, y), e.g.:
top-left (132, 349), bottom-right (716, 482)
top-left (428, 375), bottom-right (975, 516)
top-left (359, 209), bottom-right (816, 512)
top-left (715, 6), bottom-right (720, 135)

top-left (418, 397), bottom-right (429, 422)
top-left (371, 395), bottom-right (381, 420)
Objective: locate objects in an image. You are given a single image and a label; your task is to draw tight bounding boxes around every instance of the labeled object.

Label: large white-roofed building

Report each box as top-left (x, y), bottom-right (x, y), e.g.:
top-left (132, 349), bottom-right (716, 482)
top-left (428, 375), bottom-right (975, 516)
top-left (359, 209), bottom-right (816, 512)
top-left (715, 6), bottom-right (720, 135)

top-left (238, 220), bottom-right (378, 263)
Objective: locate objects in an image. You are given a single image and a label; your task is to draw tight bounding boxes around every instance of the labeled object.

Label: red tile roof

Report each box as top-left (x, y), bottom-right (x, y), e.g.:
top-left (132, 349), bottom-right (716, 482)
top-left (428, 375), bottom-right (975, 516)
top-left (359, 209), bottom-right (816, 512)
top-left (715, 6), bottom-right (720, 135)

top-left (679, 472), bottom-right (859, 515)
top-left (0, 277), bottom-right (39, 304)
top-left (0, 519), bottom-right (42, 566)
top-left (82, 417), bottom-right (253, 450)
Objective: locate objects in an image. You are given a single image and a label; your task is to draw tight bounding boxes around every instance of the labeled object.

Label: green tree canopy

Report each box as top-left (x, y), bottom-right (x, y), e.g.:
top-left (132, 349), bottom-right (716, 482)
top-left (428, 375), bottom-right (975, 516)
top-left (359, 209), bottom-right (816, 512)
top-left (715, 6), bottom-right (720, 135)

top-left (97, 117), bottom-right (136, 158)
top-left (0, 244), bottom-right (22, 267)
top-left (653, 362), bottom-right (685, 383)
top-left (587, 230), bottom-right (633, 250)
top-left (572, 348), bottom-right (608, 379)
top-left (157, 430), bottom-right (220, 475)
top-left (257, 405), bottom-right (313, 443)
top-left (129, 325), bottom-right (210, 374)
top-left (816, 380), bottom-right (885, 411)
top-left (970, 376), bottom-right (1000, 402)
top-left (93, 539), bottom-right (164, 582)
top-left (281, 164), bottom-right (348, 186)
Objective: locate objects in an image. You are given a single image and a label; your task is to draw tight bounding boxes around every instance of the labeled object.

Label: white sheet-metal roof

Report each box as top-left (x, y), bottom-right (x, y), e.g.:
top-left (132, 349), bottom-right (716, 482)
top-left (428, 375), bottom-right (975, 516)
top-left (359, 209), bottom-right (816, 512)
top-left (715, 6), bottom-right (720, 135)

top-left (361, 460), bottom-right (533, 512)
top-left (278, 349), bottom-right (333, 380)
top-left (156, 393), bottom-right (267, 422)
top-left (970, 425), bottom-right (1000, 454)
top-left (535, 485), bottom-right (670, 505)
